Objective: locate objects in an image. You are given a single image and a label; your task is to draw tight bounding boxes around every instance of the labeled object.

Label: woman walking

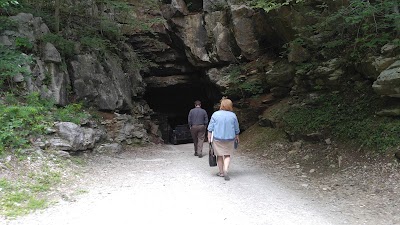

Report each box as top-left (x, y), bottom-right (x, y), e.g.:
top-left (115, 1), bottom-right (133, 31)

top-left (207, 98), bottom-right (240, 181)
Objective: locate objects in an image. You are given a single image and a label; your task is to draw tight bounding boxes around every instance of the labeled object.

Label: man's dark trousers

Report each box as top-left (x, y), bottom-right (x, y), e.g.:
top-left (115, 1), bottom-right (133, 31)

top-left (190, 125), bottom-right (206, 156)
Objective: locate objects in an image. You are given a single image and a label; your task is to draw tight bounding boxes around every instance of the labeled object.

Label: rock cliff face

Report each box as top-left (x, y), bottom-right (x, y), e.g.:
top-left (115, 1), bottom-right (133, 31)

top-left (2, 0), bottom-right (399, 149)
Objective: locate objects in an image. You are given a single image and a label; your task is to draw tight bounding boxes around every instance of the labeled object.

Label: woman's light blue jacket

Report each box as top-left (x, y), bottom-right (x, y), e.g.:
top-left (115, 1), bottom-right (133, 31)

top-left (207, 110), bottom-right (240, 141)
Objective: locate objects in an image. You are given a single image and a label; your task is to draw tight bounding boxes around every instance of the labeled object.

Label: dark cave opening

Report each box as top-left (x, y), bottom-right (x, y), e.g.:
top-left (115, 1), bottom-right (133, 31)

top-left (144, 77), bottom-right (221, 143)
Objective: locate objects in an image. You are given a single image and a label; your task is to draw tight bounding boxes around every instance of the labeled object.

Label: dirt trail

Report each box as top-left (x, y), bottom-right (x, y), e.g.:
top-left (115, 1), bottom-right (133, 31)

top-left (2, 143), bottom-right (392, 225)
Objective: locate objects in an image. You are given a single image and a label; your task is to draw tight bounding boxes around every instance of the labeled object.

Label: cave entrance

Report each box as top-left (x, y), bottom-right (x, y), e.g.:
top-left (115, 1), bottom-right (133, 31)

top-left (144, 75), bottom-right (221, 144)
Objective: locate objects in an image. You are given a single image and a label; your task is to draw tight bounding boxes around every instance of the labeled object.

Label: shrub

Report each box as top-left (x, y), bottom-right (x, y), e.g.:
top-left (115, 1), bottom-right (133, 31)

top-left (0, 45), bottom-right (32, 89)
top-left (40, 33), bottom-right (75, 58)
top-left (0, 92), bottom-right (90, 154)
top-left (224, 65), bottom-right (264, 98)
top-left (15, 37), bottom-right (33, 52)
top-left (286, 0), bottom-right (399, 62)
top-left (54, 103), bottom-right (89, 124)
top-left (0, 16), bottom-right (17, 30)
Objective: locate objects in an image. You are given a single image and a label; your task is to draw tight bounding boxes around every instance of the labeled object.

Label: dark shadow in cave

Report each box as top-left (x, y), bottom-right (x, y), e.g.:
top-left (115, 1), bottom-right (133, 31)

top-left (144, 75), bottom-right (221, 143)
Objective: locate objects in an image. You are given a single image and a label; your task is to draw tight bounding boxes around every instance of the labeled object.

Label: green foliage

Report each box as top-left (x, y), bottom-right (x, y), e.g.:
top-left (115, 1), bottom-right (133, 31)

top-left (0, 190), bottom-right (46, 217)
top-left (27, 166), bottom-right (61, 192)
top-left (0, 166), bottom-right (61, 218)
top-left (0, 16), bottom-right (17, 31)
top-left (288, 0), bottom-right (400, 62)
top-left (250, 0), bottom-right (305, 12)
top-left (0, 104), bottom-right (47, 151)
top-left (282, 87), bottom-right (400, 152)
top-left (80, 36), bottom-right (109, 52)
top-left (40, 33), bottom-right (75, 58)
top-left (99, 19), bottom-right (124, 41)
top-left (224, 66), bottom-right (264, 98)
top-left (0, 0), bottom-right (19, 8)
top-left (15, 37), bottom-right (33, 51)
top-left (54, 103), bottom-right (89, 124)
top-left (0, 92), bottom-right (90, 154)
top-left (0, 45), bottom-right (32, 89)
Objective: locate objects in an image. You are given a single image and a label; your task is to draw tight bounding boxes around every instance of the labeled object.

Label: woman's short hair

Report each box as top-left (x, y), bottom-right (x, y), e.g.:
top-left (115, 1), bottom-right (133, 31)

top-left (219, 98), bottom-right (233, 111)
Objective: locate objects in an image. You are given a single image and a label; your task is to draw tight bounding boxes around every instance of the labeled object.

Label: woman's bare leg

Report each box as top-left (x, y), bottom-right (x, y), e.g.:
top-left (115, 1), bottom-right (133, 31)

top-left (217, 156), bottom-right (224, 175)
top-left (223, 155), bottom-right (231, 173)
top-left (223, 155), bottom-right (231, 180)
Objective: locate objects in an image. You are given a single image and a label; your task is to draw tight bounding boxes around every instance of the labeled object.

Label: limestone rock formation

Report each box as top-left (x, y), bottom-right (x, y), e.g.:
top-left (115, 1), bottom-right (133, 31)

top-left (230, 5), bottom-right (261, 61)
top-left (50, 122), bottom-right (106, 151)
top-left (356, 56), bottom-right (397, 80)
top-left (373, 60), bottom-right (400, 98)
top-left (69, 53), bottom-right (145, 111)
top-left (5, 13), bottom-right (68, 106)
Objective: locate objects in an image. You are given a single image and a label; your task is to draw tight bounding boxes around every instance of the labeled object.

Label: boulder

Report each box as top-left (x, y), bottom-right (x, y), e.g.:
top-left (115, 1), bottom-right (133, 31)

top-left (372, 60), bottom-right (400, 98)
top-left (43, 43), bottom-right (62, 63)
top-left (0, 36), bottom-right (12, 46)
top-left (376, 108), bottom-right (400, 117)
top-left (52, 122), bottom-right (105, 151)
top-left (381, 43), bottom-right (400, 57)
top-left (356, 56), bottom-right (397, 80)
top-left (206, 66), bottom-right (236, 91)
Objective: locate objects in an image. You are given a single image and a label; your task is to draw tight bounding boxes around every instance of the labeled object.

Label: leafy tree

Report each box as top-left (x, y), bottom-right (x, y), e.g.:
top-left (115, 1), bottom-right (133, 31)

top-left (291, 0), bottom-right (399, 61)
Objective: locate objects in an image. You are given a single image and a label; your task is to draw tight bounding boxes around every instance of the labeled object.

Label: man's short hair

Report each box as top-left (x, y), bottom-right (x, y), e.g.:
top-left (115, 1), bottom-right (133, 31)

top-left (194, 100), bottom-right (201, 106)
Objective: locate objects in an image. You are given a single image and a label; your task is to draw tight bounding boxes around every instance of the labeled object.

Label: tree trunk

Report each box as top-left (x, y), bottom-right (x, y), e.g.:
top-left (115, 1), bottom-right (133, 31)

top-left (55, 0), bottom-right (60, 33)
top-left (394, 2), bottom-right (400, 37)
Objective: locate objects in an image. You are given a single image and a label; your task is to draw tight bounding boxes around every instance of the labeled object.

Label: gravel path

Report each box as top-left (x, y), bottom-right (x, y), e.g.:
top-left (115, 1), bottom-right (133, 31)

top-left (4, 143), bottom-right (366, 225)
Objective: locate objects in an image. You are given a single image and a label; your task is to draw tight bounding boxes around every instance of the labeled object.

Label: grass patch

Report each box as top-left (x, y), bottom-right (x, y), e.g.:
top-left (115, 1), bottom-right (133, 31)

top-left (0, 160), bottom-right (65, 218)
top-left (1, 191), bottom-right (47, 218)
top-left (281, 87), bottom-right (400, 152)
top-left (0, 178), bottom-right (48, 218)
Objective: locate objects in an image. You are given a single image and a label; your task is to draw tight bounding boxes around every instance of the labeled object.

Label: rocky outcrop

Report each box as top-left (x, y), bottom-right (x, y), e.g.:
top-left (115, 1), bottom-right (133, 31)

top-left (356, 56), bottom-right (397, 80)
top-left (372, 60), bottom-right (400, 98)
top-left (49, 122), bottom-right (106, 151)
top-left (137, 1), bottom-right (281, 75)
top-left (170, 14), bottom-right (211, 66)
top-left (4, 13), bottom-right (69, 106)
top-left (204, 10), bottom-right (238, 62)
top-left (144, 75), bottom-right (196, 88)
top-left (2, 12), bottom-right (157, 151)
top-left (206, 66), bottom-right (235, 91)
top-left (69, 53), bottom-right (145, 111)
top-left (102, 113), bottom-right (151, 145)
top-left (230, 5), bottom-right (262, 61)
top-left (8, 13), bottom-right (49, 43)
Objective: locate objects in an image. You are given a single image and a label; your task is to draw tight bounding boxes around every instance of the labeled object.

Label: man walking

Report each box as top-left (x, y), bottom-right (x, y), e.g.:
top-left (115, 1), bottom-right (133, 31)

top-left (188, 100), bottom-right (208, 158)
